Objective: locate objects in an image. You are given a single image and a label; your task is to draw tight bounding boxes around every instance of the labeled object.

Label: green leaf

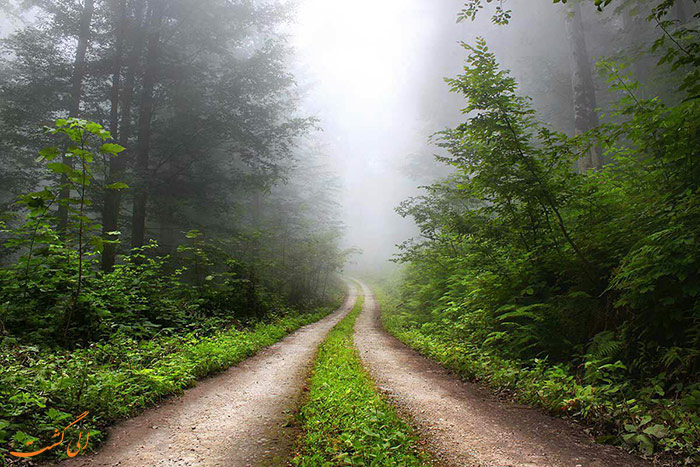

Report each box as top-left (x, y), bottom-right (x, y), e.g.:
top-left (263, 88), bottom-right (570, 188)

top-left (90, 236), bottom-right (105, 252)
top-left (100, 143), bottom-right (126, 155)
top-left (643, 424), bottom-right (668, 439)
top-left (85, 122), bottom-right (104, 134)
top-left (46, 162), bottom-right (75, 176)
top-left (106, 182), bottom-right (129, 191)
top-left (39, 146), bottom-right (61, 161)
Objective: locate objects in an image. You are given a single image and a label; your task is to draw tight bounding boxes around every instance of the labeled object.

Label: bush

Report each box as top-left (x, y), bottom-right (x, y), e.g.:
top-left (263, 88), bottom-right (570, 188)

top-left (0, 303), bottom-right (338, 463)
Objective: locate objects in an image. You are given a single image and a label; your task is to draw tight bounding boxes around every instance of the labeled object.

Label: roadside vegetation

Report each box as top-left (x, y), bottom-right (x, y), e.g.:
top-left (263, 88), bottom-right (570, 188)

top-left (374, 281), bottom-right (699, 464)
top-left (385, 3), bottom-right (700, 462)
top-left (0, 120), bottom-right (346, 463)
top-left (292, 293), bottom-right (431, 467)
top-left (0, 0), bottom-right (349, 461)
top-left (0, 303), bottom-right (338, 462)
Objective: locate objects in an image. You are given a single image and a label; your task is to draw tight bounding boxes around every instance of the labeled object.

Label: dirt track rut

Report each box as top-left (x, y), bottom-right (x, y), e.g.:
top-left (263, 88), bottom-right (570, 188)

top-left (61, 285), bottom-right (357, 467)
top-left (353, 281), bottom-right (649, 467)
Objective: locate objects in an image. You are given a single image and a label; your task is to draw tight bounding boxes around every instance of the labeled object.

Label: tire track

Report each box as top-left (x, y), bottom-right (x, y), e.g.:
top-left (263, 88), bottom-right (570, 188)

top-left (61, 284), bottom-right (357, 467)
top-left (354, 281), bottom-right (649, 467)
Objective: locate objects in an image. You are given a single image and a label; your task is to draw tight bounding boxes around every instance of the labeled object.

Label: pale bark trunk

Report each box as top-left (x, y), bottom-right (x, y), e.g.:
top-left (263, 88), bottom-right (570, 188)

top-left (565, 2), bottom-right (601, 172)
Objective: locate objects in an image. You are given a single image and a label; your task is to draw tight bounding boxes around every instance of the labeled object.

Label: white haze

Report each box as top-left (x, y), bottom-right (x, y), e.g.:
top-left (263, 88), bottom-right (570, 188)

top-left (290, 0), bottom-right (461, 271)
top-left (0, 0), bottom-right (618, 271)
top-left (289, 0), bottom-right (579, 271)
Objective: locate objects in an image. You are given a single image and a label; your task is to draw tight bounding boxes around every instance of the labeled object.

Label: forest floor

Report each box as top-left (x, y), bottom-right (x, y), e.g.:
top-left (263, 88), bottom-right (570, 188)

top-left (57, 287), bottom-right (358, 467)
top-left (354, 281), bottom-right (651, 467)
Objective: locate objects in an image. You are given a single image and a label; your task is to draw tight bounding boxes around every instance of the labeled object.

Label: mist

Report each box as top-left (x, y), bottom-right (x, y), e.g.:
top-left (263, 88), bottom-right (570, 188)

top-left (0, 0), bottom-right (698, 464)
top-left (288, 0), bottom-right (638, 272)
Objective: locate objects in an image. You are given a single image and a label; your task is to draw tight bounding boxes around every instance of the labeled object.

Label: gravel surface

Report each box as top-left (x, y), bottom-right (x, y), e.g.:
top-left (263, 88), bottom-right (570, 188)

top-left (60, 285), bottom-right (357, 467)
top-left (353, 281), bottom-right (650, 467)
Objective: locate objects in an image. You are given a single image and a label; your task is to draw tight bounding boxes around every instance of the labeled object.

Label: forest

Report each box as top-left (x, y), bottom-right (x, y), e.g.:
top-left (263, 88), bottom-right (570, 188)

top-left (0, 0), bottom-right (698, 466)
top-left (0, 0), bottom-right (348, 461)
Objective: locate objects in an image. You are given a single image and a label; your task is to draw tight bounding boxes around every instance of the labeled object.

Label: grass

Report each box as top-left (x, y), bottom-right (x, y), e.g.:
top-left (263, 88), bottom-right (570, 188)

top-left (291, 293), bottom-right (432, 467)
top-left (371, 282), bottom-right (700, 465)
top-left (0, 303), bottom-right (339, 464)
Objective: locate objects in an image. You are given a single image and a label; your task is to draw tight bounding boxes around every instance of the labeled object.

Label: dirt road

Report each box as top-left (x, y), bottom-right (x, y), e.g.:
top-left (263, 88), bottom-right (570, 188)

top-left (353, 281), bottom-right (649, 467)
top-left (62, 285), bottom-right (357, 467)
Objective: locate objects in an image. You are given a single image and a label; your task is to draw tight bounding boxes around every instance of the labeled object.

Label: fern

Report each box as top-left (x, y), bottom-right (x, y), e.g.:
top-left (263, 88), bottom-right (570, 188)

top-left (588, 331), bottom-right (623, 361)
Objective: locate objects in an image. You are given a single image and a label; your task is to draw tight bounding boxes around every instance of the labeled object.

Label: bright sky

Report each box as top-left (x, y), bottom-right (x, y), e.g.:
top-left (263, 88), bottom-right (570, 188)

top-left (293, 0), bottom-right (421, 110)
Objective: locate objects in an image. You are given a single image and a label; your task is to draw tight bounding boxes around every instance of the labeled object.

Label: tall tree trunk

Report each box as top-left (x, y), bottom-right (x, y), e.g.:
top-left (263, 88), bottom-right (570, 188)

top-left (321, 269), bottom-right (328, 301)
top-left (101, 0), bottom-right (127, 271)
top-left (101, 0), bottom-right (147, 270)
top-left (58, 0), bottom-right (95, 233)
top-left (673, 0), bottom-right (689, 23)
top-left (564, 2), bottom-right (601, 172)
top-left (131, 0), bottom-right (164, 248)
top-left (620, 6), bottom-right (647, 81)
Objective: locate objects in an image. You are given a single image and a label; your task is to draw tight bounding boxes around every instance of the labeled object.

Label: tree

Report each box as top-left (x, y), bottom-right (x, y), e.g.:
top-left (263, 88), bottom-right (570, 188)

top-left (130, 0), bottom-right (164, 248)
top-left (564, 2), bottom-right (601, 171)
top-left (101, 0), bottom-right (128, 271)
top-left (0, 0), bottom-right (315, 269)
top-left (101, 0), bottom-right (147, 270)
top-left (58, 0), bottom-right (96, 232)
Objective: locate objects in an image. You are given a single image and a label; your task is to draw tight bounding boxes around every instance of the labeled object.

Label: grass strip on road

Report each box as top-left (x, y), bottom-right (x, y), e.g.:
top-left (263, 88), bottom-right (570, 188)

top-left (292, 294), bottom-right (431, 467)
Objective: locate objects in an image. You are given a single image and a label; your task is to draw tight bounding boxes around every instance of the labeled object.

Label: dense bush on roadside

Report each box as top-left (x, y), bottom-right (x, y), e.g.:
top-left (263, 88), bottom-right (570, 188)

top-left (0, 303), bottom-right (339, 463)
top-left (373, 281), bottom-right (700, 465)
top-left (387, 21), bottom-right (700, 463)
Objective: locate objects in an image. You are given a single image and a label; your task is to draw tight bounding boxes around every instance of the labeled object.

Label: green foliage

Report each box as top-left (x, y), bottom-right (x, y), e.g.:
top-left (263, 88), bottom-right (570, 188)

top-left (0, 121), bottom-right (345, 344)
top-left (0, 119), bottom-right (127, 343)
top-left (0, 0), bottom-right (345, 310)
top-left (0, 118), bottom-right (348, 462)
top-left (292, 295), bottom-right (431, 467)
top-left (391, 30), bottom-right (700, 463)
top-left (374, 282), bottom-right (700, 464)
top-left (0, 302), bottom-right (339, 463)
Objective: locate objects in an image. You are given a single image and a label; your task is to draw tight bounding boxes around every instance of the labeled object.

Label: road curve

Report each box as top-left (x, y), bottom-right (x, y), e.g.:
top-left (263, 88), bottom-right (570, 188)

top-left (353, 281), bottom-right (649, 467)
top-left (62, 284), bottom-right (357, 467)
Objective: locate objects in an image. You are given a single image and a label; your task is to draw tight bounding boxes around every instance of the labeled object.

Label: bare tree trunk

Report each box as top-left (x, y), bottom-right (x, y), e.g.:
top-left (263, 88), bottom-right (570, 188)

top-left (119, 0), bottom-right (146, 146)
top-left (58, 0), bottom-right (95, 233)
top-left (564, 2), bottom-right (601, 172)
top-left (101, 0), bottom-right (128, 271)
top-left (131, 0), bottom-right (164, 248)
top-left (620, 6), bottom-right (647, 80)
top-left (102, 0), bottom-right (147, 270)
top-left (251, 191), bottom-right (262, 228)
top-left (321, 269), bottom-right (328, 301)
top-left (673, 0), bottom-right (689, 23)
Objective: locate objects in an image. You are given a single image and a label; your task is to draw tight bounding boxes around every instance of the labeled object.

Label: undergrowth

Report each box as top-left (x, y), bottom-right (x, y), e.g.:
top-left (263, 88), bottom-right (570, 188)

top-left (372, 281), bottom-right (700, 465)
top-left (0, 303), bottom-right (339, 464)
top-left (292, 293), bottom-right (431, 467)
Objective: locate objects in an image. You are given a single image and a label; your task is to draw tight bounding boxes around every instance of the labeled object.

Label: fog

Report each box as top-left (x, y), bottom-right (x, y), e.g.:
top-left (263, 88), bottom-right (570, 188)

top-left (289, 0), bottom-right (454, 270)
top-left (288, 0), bottom-right (583, 271)
top-left (0, 0), bottom-right (667, 273)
